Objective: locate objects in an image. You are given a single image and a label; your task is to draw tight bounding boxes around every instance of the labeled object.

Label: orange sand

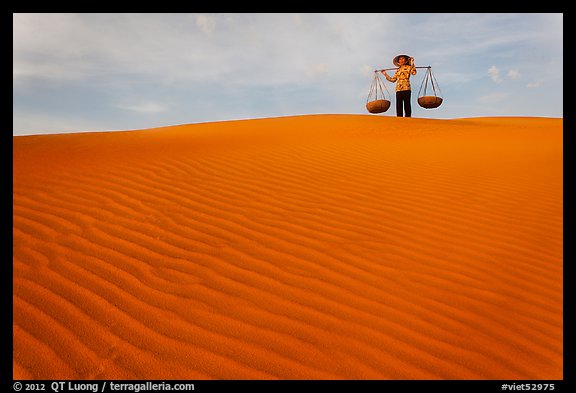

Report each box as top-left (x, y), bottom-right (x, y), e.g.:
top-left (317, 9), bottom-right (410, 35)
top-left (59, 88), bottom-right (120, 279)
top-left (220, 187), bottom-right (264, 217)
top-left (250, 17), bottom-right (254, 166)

top-left (13, 115), bottom-right (563, 379)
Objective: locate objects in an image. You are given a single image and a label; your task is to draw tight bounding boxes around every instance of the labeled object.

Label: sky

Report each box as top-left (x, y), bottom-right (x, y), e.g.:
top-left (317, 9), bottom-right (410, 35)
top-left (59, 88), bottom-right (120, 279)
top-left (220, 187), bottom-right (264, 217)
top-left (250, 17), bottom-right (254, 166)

top-left (13, 13), bottom-right (563, 136)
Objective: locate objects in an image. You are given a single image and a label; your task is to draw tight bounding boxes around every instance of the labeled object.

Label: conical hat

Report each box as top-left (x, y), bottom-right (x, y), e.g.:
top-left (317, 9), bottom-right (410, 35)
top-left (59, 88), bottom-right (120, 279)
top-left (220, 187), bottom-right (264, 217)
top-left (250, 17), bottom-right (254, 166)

top-left (393, 54), bottom-right (411, 67)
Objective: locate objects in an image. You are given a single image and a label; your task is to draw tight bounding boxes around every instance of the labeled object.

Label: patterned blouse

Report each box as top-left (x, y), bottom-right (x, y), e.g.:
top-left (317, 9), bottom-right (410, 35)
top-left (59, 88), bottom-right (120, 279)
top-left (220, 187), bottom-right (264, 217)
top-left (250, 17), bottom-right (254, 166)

top-left (385, 64), bottom-right (417, 91)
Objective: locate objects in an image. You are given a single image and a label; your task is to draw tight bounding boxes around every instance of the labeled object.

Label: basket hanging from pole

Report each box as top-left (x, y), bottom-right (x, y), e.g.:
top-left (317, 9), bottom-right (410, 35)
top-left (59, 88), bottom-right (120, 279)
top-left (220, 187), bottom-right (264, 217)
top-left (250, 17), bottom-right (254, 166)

top-left (366, 71), bottom-right (391, 114)
top-left (417, 67), bottom-right (443, 109)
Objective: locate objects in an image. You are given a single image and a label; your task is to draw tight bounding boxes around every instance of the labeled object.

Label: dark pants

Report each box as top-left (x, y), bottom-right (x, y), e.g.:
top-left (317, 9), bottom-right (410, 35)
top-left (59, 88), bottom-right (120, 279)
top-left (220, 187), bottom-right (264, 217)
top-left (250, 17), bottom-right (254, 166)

top-left (396, 90), bottom-right (412, 117)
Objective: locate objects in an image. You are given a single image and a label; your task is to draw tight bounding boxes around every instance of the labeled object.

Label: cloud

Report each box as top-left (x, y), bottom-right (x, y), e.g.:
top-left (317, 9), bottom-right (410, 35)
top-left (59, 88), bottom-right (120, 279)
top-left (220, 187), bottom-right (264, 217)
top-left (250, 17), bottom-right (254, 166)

top-left (488, 65), bottom-right (502, 83)
top-left (361, 65), bottom-right (375, 77)
top-left (507, 69), bottom-right (521, 79)
top-left (13, 13), bottom-right (399, 87)
top-left (306, 63), bottom-right (330, 77)
top-left (196, 14), bottom-right (216, 35)
top-left (116, 102), bottom-right (168, 113)
top-left (12, 109), bottom-right (120, 135)
top-left (478, 92), bottom-right (509, 103)
top-left (527, 81), bottom-right (543, 88)
top-left (489, 66), bottom-right (523, 83)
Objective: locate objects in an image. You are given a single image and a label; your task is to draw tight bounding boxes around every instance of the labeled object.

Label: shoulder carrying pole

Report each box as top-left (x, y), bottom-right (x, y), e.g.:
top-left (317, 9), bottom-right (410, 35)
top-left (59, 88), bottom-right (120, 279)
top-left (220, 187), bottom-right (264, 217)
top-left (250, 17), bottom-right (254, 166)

top-left (374, 66), bottom-right (432, 72)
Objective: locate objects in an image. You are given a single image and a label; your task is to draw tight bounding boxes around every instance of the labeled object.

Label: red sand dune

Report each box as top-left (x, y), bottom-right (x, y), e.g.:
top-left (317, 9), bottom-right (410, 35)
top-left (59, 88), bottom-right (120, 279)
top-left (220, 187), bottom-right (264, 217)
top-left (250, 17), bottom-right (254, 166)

top-left (13, 115), bottom-right (562, 380)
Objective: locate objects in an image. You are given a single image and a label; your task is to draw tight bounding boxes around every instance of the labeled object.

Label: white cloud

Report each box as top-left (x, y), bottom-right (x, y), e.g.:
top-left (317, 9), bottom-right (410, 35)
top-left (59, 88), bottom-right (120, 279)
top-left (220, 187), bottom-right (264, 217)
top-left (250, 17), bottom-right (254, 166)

top-left (12, 109), bottom-right (117, 135)
top-left (507, 69), bottom-right (521, 79)
top-left (478, 92), bottom-right (509, 103)
top-left (13, 13), bottom-right (400, 87)
top-left (488, 65), bottom-right (502, 83)
top-left (527, 81), bottom-right (543, 88)
top-left (306, 63), bottom-right (330, 77)
top-left (361, 65), bottom-right (375, 77)
top-left (292, 13), bottom-right (304, 27)
top-left (489, 66), bottom-right (523, 83)
top-left (196, 14), bottom-right (216, 35)
top-left (116, 102), bottom-right (168, 113)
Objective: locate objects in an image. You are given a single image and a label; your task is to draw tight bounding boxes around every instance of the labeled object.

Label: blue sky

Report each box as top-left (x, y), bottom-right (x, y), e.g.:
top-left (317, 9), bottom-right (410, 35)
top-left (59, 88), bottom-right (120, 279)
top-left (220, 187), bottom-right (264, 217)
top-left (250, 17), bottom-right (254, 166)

top-left (13, 13), bottom-right (563, 136)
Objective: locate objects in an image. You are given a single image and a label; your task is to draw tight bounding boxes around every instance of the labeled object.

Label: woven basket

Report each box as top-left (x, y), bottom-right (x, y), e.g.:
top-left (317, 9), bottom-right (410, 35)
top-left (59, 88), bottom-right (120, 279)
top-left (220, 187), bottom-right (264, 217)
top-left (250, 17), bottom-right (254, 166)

top-left (366, 99), bottom-right (391, 114)
top-left (418, 96), bottom-right (443, 109)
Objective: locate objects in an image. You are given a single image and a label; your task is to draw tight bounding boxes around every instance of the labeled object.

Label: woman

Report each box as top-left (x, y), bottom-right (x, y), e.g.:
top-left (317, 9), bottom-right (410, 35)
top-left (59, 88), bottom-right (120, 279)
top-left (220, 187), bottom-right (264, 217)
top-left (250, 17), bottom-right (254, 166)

top-left (382, 55), bottom-right (417, 117)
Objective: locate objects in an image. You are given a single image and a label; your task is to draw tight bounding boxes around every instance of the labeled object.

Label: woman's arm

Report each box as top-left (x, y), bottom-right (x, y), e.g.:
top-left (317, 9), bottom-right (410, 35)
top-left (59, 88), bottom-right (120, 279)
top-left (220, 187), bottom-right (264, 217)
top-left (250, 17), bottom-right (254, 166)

top-left (381, 69), bottom-right (397, 82)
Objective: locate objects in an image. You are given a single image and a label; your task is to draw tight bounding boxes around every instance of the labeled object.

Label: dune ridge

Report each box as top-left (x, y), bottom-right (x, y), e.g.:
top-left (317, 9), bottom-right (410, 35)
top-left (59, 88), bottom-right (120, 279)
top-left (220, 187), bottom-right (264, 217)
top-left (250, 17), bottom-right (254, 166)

top-left (13, 115), bottom-right (562, 379)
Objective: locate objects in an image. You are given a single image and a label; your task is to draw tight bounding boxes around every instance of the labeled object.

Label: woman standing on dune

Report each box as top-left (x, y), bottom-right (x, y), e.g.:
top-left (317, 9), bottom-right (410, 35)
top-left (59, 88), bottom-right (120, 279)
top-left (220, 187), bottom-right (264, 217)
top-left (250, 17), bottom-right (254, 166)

top-left (382, 55), bottom-right (417, 117)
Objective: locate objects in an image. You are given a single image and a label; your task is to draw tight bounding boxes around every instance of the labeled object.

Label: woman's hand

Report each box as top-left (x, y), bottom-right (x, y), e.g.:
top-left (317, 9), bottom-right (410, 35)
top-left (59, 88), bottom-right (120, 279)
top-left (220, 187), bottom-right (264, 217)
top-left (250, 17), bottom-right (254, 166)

top-left (409, 57), bottom-right (415, 66)
top-left (381, 70), bottom-right (388, 76)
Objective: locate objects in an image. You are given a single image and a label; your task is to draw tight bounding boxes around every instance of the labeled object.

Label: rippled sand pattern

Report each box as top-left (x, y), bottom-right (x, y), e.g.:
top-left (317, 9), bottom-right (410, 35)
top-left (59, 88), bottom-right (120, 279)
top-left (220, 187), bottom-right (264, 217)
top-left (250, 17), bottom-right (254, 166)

top-left (13, 115), bottom-right (563, 379)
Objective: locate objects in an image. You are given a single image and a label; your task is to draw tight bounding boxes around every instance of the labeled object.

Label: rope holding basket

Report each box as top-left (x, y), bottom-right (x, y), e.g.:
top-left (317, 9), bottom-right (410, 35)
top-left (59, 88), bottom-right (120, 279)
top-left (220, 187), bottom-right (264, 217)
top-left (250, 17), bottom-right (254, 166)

top-left (417, 66), bottom-right (443, 109)
top-left (366, 71), bottom-right (391, 113)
